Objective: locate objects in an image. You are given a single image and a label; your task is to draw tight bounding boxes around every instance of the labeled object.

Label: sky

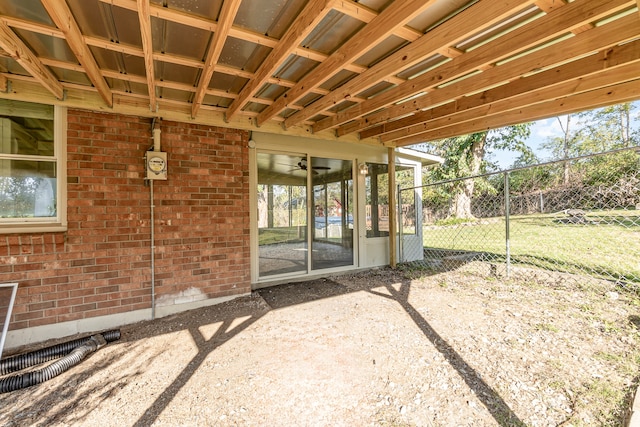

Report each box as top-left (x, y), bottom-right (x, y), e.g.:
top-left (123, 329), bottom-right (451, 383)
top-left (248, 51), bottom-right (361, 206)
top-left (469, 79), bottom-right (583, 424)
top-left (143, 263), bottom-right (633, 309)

top-left (489, 101), bottom-right (640, 170)
top-left (490, 118), bottom-right (560, 169)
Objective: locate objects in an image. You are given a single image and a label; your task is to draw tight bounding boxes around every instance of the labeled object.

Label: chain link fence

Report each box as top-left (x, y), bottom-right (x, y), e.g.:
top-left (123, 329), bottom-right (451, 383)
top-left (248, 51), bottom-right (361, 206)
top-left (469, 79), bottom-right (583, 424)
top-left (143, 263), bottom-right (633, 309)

top-left (399, 148), bottom-right (640, 288)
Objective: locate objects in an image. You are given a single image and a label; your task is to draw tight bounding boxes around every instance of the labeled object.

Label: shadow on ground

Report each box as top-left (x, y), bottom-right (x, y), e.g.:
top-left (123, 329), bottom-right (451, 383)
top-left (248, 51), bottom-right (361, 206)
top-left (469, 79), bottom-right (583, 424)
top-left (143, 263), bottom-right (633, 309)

top-left (0, 268), bottom-right (528, 426)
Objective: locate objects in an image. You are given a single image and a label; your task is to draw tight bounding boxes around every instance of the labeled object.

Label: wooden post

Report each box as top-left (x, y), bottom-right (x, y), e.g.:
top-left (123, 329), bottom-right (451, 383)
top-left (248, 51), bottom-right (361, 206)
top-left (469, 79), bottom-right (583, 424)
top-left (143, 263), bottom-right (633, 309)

top-left (388, 147), bottom-right (397, 268)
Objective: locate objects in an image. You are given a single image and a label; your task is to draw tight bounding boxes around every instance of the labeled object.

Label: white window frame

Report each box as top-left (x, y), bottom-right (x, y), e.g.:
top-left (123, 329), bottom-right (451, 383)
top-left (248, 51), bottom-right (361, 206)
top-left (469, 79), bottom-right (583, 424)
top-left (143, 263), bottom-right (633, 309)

top-left (0, 104), bottom-right (67, 233)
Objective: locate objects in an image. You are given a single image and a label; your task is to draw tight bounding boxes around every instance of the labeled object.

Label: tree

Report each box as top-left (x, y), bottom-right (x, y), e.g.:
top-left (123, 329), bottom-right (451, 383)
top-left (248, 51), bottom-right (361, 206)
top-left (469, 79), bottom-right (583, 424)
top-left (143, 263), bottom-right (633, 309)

top-left (578, 102), bottom-right (638, 151)
top-left (541, 114), bottom-right (582, 185)
top-left (421, 124), bottom-right (532, 218)
top-left (541, 102), bottom-right (640, 187)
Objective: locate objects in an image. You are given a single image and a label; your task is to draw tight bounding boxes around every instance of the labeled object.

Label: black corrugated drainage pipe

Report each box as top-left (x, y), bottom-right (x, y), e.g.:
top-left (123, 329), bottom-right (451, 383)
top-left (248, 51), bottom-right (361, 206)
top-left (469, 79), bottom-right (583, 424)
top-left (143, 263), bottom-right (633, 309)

top-left (0, 330), bottom-right (120, 393)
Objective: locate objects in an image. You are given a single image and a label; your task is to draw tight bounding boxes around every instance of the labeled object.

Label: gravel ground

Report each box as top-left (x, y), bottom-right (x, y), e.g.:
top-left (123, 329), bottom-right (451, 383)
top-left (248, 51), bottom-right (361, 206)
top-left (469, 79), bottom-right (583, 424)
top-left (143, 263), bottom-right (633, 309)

top-left (1, 267), bottom-right (639, 426)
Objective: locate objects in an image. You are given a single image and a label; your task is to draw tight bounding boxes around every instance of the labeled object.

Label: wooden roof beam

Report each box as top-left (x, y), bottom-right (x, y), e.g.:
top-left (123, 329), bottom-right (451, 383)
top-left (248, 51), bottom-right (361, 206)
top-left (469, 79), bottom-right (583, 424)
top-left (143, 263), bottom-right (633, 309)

top-left (41, 0), bottom-right (113, 108)
top-left (393, 79), bottom-right (640, 145)
top-left (533, 0), bottom-right (565, 12)
top-left (378, 42), bottom-right (640, 143)
top-left (283, 0), bottom-right (537, 129)
top-left (191, 0), bottom-right (242, 118)
top-left (136, 0), bottom-right (157, 112)
top-left (331, 0), bottom-right (422, 42)
top-left (255, 0), bottom-right (439, 127)
top-left (100, 0), bottom-right (275, 48)
top-left (225, 0), bottom-right (335, 122)
top-left (82, 36), bottom-right (334, 96)
top-left (99, 0), bottom-right (403, 87)
top-left (6, 8), bottom-right (402, 94)
top-left (323, 0), bottom-right (635, 136)
top-left (0, 21), bottom-right (63, 100)
top-left (534, 0), bottom-right (592, 33)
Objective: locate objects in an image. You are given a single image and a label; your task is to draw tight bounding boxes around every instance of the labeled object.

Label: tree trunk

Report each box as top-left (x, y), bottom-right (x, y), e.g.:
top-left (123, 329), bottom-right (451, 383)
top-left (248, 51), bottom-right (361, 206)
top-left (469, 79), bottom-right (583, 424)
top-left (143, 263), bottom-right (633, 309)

top-left (558, 116), bottom-right (571, 185)
top-left (257, 185), bottom-right (268, 228)
top-left (450, 133), bottom-right (486, 219)
top-left (621, 104), bottom-right (630, 147)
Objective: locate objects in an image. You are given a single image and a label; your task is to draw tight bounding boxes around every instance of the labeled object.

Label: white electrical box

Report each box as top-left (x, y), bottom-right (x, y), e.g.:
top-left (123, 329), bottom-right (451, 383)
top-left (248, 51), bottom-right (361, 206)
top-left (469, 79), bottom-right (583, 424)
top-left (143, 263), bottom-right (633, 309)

top-left (146, 151), bottom-right (168, 180)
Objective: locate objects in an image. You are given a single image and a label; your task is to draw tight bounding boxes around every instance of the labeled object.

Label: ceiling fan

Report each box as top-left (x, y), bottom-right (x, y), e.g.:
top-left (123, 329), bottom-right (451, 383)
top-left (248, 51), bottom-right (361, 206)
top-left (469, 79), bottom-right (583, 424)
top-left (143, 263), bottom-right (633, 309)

top-left (293, 158), bottom-right (330, 174)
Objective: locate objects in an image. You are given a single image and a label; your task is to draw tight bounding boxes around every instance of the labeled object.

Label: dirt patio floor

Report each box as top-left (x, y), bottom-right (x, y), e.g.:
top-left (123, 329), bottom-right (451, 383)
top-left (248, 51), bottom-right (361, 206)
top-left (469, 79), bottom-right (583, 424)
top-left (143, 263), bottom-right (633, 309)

top-left (1, 267), bottom-right (639, 426)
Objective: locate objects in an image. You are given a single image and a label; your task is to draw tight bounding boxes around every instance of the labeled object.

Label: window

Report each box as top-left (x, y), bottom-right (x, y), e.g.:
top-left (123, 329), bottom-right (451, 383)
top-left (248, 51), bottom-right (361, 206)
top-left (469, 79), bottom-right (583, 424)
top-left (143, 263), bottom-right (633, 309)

top-left (365, 162), bottom-right (416, 238)
top-left (365, 163), bottom-right (390, 238)
top-left (0, 99), bottom-right (66, 232)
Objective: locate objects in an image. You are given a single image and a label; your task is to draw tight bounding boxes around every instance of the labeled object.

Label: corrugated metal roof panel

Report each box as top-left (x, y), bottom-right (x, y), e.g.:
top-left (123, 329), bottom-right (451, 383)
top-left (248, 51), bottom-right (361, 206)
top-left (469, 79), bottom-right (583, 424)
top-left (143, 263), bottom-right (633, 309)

top-left (254, 83), bottom-right (287, 102)
top-left (88, 45), bottom-right (147, 76)
top-left (207, 71), bottom-right (248, 94)
top-left (151, 18), bottom-right (210, 61)
top-left (408, 0), bottom-right (477, 33)
top-left (355, 35), bottom-right (408, 68)
top-left (319, 69), bottom-right (359, 92)
top-left (155, 61), bottom-right (200, 86)
top-left (218, 38), bottom-right (271, 73)
top-left (160, 87), bottom-right (195, 104)
top-left (0, 0), bottom-right (53, 25)
top-left (15, 30), bottom-right (77, 64)
top-left (396, 54), bottom-right (449, 80)
top-left (105, 76), bottom-right (132, 94)
top-left (241, 101), bottom-right (267, 114)
top-left (0, 57), bottom-right (28, 76)
top-left (117, 80), bottom-right (148, 96)
top-left (357, 0), bottom-right (392, 13)
top-left (273, 55), bottom-right (319, 83)
top-left (328, 100), bottom-right (357, 114)
top-left (296, 93), bottom-right (322, 109)
top-left (153, 0), bottom-right (223, 21)
top-left (202, 94), bottom-right (233, 108)
top-left (357, 81), bottom-right (395, 100)
top-left (66, 0), bottom-right (110, 39)
top-left (48, 66), bottom-right (91, 86)
top-left (301, 10), bottom-right (365, 55)
top-left (109, 5), bottom-right (144, 47)
top-left (234, 0), bottom-right (306, 39)
top-left (455, 5), bottom-right (542, 52)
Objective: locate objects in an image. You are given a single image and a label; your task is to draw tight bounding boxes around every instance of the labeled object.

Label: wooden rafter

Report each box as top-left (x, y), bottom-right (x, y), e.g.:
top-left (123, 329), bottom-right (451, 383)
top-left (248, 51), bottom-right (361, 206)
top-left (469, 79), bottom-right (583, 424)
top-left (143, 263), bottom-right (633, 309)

top-left (225, 0), bottom-right (335, 122)
top-left (533, 0), bottom-right (564, 12)
top-left (332, 0), bottom-right (422, 43)
top-left (323, 0), bottom-right (635, 136)
top-left (255, 0), bottom-right (439, 127)
top-left (283, 0), bottom-right (537, 129)
top-left (4, 9), bottom-right (399, 97)
top-left (0, 21), bottom-right (63, 99)
top-left (191, 0), bottom-right (242, 118)
top-left (393, 79), bottom-right (640, 145)
top-left (136, 0), bottom-right (156, 112)
top-left (377, 41), bottom-right (640, 143)
top-left (0, 0), bottom-right (636, 143)
top-left (98, 0), bottom-right (404, 90)
top-left (41, 0), bottom-right (113, 108)
top-left (534, 0), bottom-right (592, 33)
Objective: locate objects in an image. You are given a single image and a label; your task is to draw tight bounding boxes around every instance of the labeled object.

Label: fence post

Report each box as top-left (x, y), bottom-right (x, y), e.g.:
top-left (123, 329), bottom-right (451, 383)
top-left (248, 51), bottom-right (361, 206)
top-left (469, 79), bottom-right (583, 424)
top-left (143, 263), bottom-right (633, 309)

top-left (398, 184), bottom-right (404, 263)
top-left (504, 172), bottom-right (511, 277)
top-left (539, 190), bottom-right (544, 213)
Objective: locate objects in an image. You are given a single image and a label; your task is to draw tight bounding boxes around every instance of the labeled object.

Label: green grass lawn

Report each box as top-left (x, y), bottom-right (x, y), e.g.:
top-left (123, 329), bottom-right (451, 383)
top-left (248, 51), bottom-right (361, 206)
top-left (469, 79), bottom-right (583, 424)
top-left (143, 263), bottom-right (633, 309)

top-left (423, 210), bottom-right (640, 283)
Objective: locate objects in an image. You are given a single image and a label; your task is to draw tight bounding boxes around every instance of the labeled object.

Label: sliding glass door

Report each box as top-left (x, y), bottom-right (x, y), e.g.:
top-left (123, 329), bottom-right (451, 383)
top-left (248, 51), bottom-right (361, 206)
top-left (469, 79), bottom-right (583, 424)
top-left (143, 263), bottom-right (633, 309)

top-left (257, 152), bottom-right (308, 277)
top-left (311, 157), bottom-right (354, 270)
top-left (256, 152), bottom-right (354, 279)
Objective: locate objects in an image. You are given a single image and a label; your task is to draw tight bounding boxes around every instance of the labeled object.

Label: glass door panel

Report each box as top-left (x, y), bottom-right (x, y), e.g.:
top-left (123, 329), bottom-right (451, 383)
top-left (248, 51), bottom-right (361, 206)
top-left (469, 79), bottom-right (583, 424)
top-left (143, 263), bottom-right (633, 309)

top-left (311, 157), bottom-right (354, 270)
top-left (257, 152), bottom-right (308, 277)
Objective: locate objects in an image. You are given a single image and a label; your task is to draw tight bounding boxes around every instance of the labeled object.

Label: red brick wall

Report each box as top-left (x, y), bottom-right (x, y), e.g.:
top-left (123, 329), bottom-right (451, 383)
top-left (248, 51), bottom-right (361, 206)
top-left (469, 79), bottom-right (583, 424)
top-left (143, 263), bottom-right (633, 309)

top-left (0, 109), bottom-right (250, 331)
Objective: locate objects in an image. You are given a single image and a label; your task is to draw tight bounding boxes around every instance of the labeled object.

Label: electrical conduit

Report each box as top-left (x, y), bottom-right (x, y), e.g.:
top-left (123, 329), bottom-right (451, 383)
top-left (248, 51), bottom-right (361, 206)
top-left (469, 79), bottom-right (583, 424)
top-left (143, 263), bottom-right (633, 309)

top-left (0, 330), bottom-right (120, 393)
